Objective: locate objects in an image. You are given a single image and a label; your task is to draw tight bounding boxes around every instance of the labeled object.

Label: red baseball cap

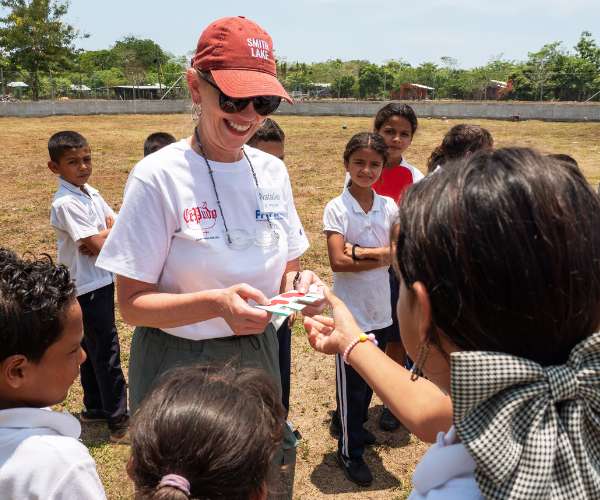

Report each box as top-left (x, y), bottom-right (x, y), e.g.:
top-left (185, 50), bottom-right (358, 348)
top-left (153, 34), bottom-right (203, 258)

top-left (191, 16), bottom-right (292, 103)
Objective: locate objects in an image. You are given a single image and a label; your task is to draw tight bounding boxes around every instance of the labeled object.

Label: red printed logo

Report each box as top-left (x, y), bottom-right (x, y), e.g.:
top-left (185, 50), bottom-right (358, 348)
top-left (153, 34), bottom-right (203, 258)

top-left (183, 201), bottom-right (217, 230)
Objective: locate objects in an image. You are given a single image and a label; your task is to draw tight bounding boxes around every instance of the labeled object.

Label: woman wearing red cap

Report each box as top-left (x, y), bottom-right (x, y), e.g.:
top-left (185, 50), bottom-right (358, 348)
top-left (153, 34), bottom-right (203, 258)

top-left (97, 16), bottom-right (323, 496)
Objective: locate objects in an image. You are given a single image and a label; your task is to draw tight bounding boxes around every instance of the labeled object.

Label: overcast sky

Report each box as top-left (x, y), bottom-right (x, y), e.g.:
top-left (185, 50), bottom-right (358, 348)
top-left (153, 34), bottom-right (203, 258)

top-left (13, 1), bottom-right (600, 67)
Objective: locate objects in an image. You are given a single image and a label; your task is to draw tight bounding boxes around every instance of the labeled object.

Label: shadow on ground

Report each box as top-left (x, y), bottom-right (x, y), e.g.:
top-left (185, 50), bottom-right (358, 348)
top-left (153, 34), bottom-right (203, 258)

top-left (79, 415), bottom-right (112, 446)
top-left (311, 407), bottom-right (411, 493)
top-left (310, 450), bottom-right (401, 494)
top-left (323, 407), bottom-right (411, 448)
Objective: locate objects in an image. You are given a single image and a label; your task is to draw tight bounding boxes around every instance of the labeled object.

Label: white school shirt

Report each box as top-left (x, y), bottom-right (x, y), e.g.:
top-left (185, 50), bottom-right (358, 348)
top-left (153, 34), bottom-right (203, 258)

top-left (50, 178), bottom-right (115, 296)
top-left (0, 407), bottom-right (106, 500)
top-left (96, 140), bottom-right (309, 341)
top-left (323, 189), bottom-right (398, 332)
top-left (408, 427), bottom-right (483, 500)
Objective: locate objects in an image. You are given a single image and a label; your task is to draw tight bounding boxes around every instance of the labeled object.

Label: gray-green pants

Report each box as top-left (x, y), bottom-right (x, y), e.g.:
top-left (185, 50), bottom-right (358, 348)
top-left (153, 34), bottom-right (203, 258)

top-left (128, 325), bottom-right (296, 498)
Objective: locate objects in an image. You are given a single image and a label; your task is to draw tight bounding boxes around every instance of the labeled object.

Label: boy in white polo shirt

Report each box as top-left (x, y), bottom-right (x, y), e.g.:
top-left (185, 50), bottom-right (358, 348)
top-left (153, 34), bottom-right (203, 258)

top-left (48, 131), bottom-right (128, 443)
top-left (0, 248), bottom-right (106, 499)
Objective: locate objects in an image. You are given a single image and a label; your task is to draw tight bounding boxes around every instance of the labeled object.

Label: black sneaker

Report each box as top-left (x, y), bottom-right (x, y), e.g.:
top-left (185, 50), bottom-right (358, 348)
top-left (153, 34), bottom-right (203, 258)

top-left (79, 409), bottom-right (107, 423)
top-left (363, 428), bottom-right (377, 446)
top-left (337, 450), bottom-right (373, 486)
top-left (329, 411), bottom-right (341, 438)
top-left (108, 415), bottom-right (130, 445)
top-left (379, 406), bottom-right (400, 432)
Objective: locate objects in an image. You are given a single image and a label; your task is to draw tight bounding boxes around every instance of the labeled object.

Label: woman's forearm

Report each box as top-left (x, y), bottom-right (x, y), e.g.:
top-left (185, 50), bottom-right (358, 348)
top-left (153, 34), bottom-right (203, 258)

top-left (117, 283), bottom-right (224, 328)
top-left (346, 341), bottom-right (453, 442)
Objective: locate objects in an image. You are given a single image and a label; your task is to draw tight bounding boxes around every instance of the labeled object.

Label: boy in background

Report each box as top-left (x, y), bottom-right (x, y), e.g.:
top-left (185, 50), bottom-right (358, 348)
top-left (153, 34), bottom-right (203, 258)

top-left (247, 119), bottom-right (290, 414)
top-left (143, 132), bottom-right (176, 157)
top-left (247, 118), bottom-right (285, 161)
top-left (48, 131), bottom-right (128, 443)
top-left (0, 248), bottom-right (106, 499)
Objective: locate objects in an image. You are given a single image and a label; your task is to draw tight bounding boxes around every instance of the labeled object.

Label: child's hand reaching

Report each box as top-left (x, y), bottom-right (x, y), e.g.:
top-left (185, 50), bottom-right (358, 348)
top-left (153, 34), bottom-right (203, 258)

top-left (304, 287), bottom-right (364, 355)
top-left (105, 215), bottom-right (115, 229)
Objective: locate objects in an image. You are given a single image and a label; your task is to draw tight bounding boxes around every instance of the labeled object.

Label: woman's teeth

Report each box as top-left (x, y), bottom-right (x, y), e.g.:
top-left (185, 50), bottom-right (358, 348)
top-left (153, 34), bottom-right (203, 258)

top-left (226, 120), bottom-right (251, 132)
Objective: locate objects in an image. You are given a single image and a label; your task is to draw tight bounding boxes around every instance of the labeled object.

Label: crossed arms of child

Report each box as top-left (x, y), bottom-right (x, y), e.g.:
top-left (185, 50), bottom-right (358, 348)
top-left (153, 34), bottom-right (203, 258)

top-left (78, 215), bottom-right (114, 256)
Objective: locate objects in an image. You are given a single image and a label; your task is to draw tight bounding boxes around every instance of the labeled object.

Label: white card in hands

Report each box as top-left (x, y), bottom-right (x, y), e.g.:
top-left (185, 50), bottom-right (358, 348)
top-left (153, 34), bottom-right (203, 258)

top-left (255, 290), bottom-right (323, 317)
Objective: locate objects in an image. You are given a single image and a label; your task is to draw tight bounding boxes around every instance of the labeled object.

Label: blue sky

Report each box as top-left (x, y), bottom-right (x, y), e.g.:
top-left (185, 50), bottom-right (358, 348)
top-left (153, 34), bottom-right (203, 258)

top-left (23, 1), bottom-right (600, 67)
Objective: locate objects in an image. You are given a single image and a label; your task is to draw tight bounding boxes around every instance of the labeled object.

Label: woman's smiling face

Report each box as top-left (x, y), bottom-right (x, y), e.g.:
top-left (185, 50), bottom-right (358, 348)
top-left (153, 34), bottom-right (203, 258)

top-left (189, 70), bottom-right (266, 158)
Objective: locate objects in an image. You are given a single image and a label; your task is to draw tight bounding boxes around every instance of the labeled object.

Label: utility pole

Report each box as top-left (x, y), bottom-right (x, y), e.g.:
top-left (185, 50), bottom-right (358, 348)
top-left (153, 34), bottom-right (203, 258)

top-left (155, 52), bottom-right (163, 98)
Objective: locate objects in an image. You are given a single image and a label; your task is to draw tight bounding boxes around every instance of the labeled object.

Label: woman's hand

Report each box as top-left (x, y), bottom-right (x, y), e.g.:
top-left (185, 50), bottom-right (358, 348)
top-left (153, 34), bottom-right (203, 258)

top-left (218, 283), bottom-right (272, 335)
top-left (304, 287), bottom-right (363, 355)
top-left (295, 270), bottom-right (327, 316)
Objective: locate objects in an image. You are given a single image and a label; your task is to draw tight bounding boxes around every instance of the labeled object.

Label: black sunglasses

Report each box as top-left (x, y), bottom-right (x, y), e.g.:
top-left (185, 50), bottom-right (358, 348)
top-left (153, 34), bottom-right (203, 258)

top-left (199, 73), bottom-right (281, 116)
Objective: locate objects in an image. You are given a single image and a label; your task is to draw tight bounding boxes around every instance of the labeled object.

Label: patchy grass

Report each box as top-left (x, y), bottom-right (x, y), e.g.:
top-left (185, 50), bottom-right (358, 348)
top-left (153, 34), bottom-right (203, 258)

top-left (1, 114), bottom-right (600, 499)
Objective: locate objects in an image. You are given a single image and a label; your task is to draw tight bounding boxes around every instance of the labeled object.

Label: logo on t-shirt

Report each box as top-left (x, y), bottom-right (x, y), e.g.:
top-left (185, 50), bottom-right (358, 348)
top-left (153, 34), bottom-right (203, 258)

top-left (183, 202), bottom-right (217, 231)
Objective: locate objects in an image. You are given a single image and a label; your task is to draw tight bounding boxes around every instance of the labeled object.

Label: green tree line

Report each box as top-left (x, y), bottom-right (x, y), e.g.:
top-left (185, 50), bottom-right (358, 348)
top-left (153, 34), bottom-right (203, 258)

top-left (1, 1), bottom-right (599, 101)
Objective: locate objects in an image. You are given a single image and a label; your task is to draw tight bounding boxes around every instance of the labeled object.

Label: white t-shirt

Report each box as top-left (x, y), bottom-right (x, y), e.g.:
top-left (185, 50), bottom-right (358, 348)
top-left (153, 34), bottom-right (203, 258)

top-left (323, 189), bottom-right (398, 332)
top-left (0, 407), bottom-right (106, 500)
top-left (408, 427), bottom-right (483, 499)
top-left (96, 140), bottom-right (309, 341)
top-left (50, 178), bottom-right (115, 296)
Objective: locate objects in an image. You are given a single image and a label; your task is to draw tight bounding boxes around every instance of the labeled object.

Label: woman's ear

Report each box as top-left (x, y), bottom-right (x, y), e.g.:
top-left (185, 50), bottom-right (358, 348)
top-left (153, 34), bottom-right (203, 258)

top-left (411, 281), bottom-right (432, 344)
top-left (186, 68), bottom-right (202, 104)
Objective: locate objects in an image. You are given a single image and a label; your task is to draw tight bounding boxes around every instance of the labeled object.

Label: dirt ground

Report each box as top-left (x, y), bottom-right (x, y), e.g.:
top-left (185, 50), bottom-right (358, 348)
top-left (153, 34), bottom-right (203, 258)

top-left (1, 114), bottom-right (600, 499)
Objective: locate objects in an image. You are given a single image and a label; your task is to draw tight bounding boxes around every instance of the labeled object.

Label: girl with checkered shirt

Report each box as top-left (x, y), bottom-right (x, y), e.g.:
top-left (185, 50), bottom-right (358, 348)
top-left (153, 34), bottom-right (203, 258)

top-left (307, 147), bottom-right (600, 499)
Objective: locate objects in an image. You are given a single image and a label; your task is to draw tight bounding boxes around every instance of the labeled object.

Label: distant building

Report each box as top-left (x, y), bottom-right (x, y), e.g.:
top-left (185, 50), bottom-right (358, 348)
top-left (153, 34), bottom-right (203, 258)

top-left (70, 84), bottom-right (91, 92)
top-left (391, 83), bottom-right (435, 100)
top-left (111, 84), bottom-right (164, 100)
top-left (312, 82), bottom-right (332, 98)
top-left (484, 80), bottom-right (513, 100)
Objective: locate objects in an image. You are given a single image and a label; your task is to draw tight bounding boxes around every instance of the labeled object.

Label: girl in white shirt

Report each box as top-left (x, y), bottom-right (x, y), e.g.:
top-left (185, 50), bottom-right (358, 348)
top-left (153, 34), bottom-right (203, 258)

top-left (307, 147), bottom-right (600, 499)
top-left (323, 132), bottom-right (399, 487)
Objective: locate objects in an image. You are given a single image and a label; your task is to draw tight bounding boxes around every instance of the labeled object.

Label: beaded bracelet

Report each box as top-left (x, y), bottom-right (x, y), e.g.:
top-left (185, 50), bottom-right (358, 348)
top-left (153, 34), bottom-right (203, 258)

top-left (342, 333), bottom-right (378, 365)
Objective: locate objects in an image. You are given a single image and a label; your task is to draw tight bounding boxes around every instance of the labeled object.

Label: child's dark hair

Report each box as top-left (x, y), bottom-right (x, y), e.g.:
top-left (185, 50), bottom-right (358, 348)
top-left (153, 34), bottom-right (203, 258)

top-left (396, 147), bottom-right (600, 366)
top-left (129, 364), bottom-right (285, 500)
top-left (548, 153), bottom-right (578, 166)
top-left (48, 131), bottom-right (88, 162)
top-left (547, 153), bottom-right (585, 181)
top-left (0, 248), bottom-right (76, 363)
top-left (343, 132), bottom-right (388, 165)
top-left (374, 103), bottom-right (418, 136)
top-left (143, 132), bottom-right (177, 157)
top-left (247, 118), bottom-right (285, 146)
top-left (426, 124), bottom-right (493, 173)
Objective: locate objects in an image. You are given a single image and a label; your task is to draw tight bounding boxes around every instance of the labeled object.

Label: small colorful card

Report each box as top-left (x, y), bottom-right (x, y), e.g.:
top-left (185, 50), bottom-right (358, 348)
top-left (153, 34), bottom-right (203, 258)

top-left (255, 289), bottom-right (324, 317)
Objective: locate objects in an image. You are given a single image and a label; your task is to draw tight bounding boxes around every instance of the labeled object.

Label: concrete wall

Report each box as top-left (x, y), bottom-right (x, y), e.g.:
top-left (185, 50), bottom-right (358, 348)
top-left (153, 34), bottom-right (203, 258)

top-left (0, 99), bottom-right (189, 117)
top-left (275, 100), bottom-right (600, 122)
top-left (2, 99), bottom-right (600, 122)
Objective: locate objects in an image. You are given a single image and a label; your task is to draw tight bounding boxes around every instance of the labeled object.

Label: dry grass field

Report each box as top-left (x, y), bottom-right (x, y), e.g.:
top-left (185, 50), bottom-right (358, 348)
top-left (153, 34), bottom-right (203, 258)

top-left (1, 113), bottom-right (600, 499)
